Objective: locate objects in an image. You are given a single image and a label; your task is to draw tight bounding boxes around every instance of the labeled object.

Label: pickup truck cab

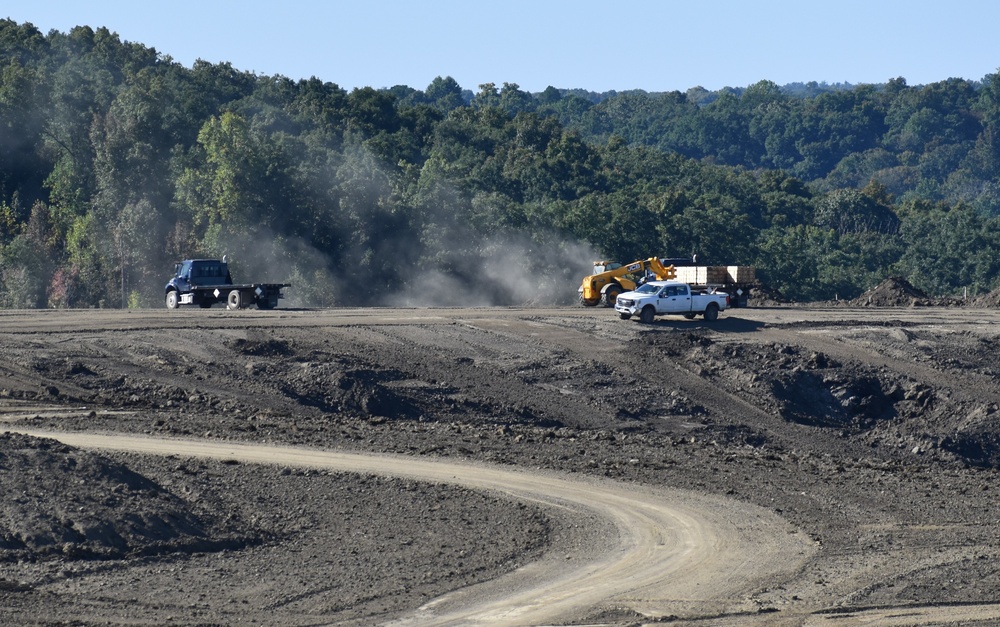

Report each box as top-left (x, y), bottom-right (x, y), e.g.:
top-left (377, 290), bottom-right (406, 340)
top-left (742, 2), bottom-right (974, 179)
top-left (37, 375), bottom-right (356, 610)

top-left (615, 280), bottom-right (729, 323)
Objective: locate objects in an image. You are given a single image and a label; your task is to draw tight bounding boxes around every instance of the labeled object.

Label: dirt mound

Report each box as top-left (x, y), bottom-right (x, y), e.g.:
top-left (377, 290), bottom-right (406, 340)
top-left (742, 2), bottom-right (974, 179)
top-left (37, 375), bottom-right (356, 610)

top-left (641, 333), bottom-right (907, 432)
top-left (748, 282), bottom-right (789, 306)
top-left (228, 337), bottom-right (294, 357)
top-left (971, 287), bottom-right (1000, 308)
top-left (284, 359), bottom-right (422, 419)
top-left (0, 433), bottom-right (251, 561)
top-left (851, 276), bottom-right (929, 307)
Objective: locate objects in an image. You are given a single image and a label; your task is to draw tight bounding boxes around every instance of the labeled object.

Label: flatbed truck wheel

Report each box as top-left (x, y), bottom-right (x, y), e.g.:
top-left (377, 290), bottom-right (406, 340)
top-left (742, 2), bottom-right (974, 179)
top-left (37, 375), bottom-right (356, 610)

top-left (165, 291), bottom-right (179, 310)
top-left (227, 290), bottom-right (243, 310)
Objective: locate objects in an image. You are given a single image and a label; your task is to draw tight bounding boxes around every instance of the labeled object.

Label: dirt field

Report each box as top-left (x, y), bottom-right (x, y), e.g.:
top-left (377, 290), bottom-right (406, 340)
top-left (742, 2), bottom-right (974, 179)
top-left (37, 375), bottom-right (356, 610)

top-left (2, 296), bottom-right (1000, 625)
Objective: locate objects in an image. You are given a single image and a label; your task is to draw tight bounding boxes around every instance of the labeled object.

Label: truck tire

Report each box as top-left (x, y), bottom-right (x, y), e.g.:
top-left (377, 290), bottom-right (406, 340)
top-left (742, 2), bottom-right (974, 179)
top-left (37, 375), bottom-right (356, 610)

top-left (703, 303), bottom-right (719, 322)
top-left (579, 295), bottom-right (599, 307)
top-left (601, 284), bottom-right (622, 307)
top-left (639, 305), bottom-right (655, 324)
top-left (165, 290), bottom-right (179, 310)
top-left (227, 290), bottom-right (243, 310)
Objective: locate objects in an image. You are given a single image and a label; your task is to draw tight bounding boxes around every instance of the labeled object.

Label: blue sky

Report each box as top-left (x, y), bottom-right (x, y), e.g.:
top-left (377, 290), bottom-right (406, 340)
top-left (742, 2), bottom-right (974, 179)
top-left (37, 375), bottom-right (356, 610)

top-left (6, 1), bottom-right (1000, 93)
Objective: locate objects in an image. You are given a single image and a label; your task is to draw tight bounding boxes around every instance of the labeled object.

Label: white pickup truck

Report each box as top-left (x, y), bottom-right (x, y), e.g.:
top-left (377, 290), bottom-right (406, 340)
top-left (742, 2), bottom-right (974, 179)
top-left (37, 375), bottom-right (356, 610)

top-left (614, 280), bottom-right (729, 323)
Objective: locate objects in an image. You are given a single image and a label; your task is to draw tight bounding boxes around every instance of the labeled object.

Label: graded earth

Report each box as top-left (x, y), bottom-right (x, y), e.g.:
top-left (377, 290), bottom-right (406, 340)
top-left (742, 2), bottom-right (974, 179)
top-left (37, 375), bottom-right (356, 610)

top-left (1, 301), bottom-right (1000, 626)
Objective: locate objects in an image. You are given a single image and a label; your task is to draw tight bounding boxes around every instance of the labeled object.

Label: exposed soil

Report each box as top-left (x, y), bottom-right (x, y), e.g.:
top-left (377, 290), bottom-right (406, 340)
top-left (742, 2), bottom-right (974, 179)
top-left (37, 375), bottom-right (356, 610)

top-left (841, 275), bottom-right (999, 308)
top-left (1, 299), bottom-right (1000, 625)
top-left (850, 275), bottom-right (930, 306)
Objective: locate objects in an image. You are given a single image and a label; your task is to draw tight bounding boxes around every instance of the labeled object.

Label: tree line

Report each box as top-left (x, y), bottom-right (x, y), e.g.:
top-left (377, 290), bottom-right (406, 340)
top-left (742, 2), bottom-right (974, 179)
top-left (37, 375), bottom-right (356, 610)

top-left (1, 19), bottom-right (999, 308)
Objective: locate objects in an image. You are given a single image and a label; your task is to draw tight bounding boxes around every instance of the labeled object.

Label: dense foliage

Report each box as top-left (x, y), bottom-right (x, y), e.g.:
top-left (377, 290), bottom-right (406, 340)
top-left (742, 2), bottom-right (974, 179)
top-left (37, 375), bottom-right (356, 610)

top-left (1, 20), bottom-right (999, 308)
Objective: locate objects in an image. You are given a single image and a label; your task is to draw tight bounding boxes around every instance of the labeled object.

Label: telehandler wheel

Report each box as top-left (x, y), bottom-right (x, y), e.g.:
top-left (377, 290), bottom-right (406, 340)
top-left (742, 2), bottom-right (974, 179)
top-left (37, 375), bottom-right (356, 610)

top-left (227, 290), bottom-right (243, 310)
top-left (601, 284), bottom-right (622, 307)
top-left (703, 303), bottom-right (719, 322)
top-left (579, 295), bottom-right (599, 307)
top-left (639, 306), bottom-right (655, 324)
top-left (619, 313), bottom-right (631, 320)
top-left (165, 291), bottom-right (179, 310)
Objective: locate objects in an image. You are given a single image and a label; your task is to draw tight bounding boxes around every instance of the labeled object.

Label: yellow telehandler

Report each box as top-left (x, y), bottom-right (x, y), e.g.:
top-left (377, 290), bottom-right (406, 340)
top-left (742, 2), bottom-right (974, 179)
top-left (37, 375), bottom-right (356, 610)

top-left (578, 257), bottom-right (677, 307)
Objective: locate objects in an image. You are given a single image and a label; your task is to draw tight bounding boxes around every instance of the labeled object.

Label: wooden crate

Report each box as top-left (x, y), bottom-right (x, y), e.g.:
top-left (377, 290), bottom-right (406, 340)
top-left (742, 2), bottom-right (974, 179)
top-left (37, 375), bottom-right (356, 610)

top-left (706, 266), bottom-right (728, 283)
top-left (674, 265), bottom-right (756, 285)
top-left (673, 267), bottom-right (705, 284)
top-left (727, 266), bottom-right (756, 283)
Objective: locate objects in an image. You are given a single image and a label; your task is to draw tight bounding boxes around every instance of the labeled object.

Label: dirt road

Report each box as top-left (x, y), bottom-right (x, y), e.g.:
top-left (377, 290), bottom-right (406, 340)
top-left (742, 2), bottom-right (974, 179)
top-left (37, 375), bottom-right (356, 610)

top-left (10, 429), bottom-right (813, 625)
top-left (2, 302), bottom-right (1000, 625)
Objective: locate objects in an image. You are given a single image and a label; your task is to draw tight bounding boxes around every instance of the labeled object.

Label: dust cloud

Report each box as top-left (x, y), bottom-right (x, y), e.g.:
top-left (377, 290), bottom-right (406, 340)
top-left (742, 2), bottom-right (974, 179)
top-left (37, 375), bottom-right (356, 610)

top-left (383, 234), bottom-right (599, 307)
top-left (182, 145), bottom-right (604, 309)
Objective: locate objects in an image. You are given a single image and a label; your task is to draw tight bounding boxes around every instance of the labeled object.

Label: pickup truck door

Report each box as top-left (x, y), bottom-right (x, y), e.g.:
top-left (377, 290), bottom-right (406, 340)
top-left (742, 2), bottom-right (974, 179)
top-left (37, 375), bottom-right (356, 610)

top-left (658, 285), bottom-right (692, 313)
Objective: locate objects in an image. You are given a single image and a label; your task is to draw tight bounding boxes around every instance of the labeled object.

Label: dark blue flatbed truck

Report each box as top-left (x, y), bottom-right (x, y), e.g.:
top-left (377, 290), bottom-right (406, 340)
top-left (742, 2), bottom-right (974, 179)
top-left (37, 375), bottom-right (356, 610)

top-left (164, 258), bottom-right (290, 310)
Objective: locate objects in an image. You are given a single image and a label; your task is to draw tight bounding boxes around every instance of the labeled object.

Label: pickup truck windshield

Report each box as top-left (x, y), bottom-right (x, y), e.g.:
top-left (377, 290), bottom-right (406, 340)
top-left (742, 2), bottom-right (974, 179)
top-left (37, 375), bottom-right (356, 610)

top-left (634, 283), bottom-right (660, 294)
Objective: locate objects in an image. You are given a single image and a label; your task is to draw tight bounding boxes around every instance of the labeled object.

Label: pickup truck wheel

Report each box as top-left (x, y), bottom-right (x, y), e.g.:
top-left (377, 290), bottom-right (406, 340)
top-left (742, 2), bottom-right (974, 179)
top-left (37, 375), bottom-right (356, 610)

top-left (703, 303), bottom-right (719, 322)
top-left (227, 290), bottom-right (243, 310)
top-left (683, 313), bottom-right (696, 320)
top-left (165, 291), bottom-right (179, 310)
top-left (619, 313), bottom-right (631, 320)
top-left (639, 305), bottom-right (655, 324)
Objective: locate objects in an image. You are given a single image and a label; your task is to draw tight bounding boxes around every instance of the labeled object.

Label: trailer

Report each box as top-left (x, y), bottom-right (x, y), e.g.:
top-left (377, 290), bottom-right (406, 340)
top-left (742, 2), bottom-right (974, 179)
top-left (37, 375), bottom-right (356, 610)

top-left (670, 265), bottom-right (756, 307)
top-left (164, 258), bottom-right (290, 310)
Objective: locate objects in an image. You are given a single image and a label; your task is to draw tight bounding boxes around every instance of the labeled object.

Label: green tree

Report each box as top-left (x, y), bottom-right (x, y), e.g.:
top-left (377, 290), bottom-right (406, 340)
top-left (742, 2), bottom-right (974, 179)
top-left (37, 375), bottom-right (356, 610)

top-left (755, 225), bottom-right (834, 300)
top-left (813, 185), bottom-right (900, 235)
top-left (896, 200), bottom-right (1000, 295)
top-left (424, 76), bottom-right (465, 111)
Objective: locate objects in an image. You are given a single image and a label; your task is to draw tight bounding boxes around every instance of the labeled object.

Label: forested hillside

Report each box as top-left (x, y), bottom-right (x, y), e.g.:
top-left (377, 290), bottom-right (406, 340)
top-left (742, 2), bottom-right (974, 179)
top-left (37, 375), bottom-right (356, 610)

top-left (1, 20), bottom-right (999, 308)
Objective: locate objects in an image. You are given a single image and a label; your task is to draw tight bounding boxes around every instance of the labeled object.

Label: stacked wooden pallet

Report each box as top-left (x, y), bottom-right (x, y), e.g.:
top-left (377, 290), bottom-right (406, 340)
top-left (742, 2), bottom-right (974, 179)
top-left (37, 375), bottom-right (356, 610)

top-left (672, 266), bottom-right (755, 285)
